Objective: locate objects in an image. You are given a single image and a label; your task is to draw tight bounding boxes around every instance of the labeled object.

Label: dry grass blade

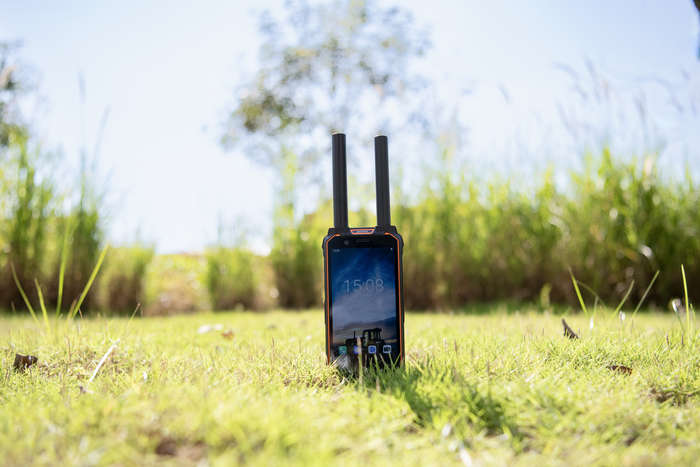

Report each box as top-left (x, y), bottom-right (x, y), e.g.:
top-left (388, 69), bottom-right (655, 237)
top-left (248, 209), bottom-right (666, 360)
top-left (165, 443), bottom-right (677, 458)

top-left (562, 318), bottom-right (579, 339)
top-left (128, 302), bottom-right (141, 323)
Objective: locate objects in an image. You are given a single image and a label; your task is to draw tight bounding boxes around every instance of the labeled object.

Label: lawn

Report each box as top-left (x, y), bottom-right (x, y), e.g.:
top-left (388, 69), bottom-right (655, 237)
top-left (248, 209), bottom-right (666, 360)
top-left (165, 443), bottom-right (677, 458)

top-left (1, 309), bottom-right (698, 466)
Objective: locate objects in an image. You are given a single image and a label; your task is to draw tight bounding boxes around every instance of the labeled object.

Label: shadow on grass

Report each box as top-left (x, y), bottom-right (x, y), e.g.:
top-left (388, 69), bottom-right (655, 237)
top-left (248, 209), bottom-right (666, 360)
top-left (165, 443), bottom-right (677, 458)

top-left (352, 357), bottom-right (522, 445)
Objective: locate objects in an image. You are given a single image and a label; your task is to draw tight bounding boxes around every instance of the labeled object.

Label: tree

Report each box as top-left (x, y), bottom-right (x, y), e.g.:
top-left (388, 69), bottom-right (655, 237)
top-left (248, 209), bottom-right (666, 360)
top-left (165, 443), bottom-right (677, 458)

top-left (220, 0), bottom-right (431, 307)
top-left (0, 42), bottom-right (28, 147)
top-left (221, 0), bottom-right (430, 176)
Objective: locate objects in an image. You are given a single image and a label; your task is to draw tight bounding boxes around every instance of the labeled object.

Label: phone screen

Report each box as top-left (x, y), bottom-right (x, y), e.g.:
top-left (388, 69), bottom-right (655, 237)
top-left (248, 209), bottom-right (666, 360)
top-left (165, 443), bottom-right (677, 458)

top-left (327, 237), bottom-right (400, 368)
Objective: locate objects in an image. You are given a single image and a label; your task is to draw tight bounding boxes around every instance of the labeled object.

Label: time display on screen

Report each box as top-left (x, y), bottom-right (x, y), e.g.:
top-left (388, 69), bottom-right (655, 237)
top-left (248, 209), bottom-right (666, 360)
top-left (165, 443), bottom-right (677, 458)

top-left (342, 278), bottom-right (384, 294)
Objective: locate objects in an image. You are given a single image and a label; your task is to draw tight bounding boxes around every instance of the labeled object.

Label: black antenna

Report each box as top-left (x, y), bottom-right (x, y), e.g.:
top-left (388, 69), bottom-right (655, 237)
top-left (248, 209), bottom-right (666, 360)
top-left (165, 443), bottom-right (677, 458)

top-left (374, 135), bottom-right (391, 227)
top-left (332, 133), bottom-right (349, 229)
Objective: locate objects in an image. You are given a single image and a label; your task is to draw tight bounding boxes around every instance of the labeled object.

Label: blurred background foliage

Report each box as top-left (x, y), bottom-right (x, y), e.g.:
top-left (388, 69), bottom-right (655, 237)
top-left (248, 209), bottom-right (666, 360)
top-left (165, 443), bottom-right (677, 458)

top-left (1, 1), bottom-right (699, 315)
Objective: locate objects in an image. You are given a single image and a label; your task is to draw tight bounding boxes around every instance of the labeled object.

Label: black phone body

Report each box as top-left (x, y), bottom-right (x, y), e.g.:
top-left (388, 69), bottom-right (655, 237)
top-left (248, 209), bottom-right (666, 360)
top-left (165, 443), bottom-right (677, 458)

top-left (323, 227), bottom-right (404, 370)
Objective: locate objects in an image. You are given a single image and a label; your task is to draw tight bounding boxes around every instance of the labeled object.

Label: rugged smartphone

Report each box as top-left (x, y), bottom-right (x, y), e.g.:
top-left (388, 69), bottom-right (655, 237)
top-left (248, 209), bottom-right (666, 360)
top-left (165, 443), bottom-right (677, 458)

top-left (323, 133), bottom-right (404, 370)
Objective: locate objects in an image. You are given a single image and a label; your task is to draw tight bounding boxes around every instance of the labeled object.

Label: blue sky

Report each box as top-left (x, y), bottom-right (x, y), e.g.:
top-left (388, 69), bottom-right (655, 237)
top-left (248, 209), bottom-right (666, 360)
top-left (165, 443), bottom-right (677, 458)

top-left (2, 0), bottom-right (698, 252)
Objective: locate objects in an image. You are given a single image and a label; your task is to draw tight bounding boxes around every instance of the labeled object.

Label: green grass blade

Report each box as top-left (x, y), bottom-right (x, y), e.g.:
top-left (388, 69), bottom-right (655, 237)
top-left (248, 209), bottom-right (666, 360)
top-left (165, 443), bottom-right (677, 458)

top-left (10, 263), bottom-right (38, 323)
top-left (56, 222), bottom-right (72, 317)
top-left (573, 279), bottom-right (606, 309)
top-left (68, 244), bottom-right (110, 320)
top-left (613, 280), bottom-right (634, 316)
top-left (681, 265), bottom-right (692, 341)
top-left (569, 268), bottom-right (588, 316)
top-left (632, 270), bottom-right (659, 317)
top-left (34, 278), bottom-right (50, 329)
top-left (120, 303), bottom-right (142, 338)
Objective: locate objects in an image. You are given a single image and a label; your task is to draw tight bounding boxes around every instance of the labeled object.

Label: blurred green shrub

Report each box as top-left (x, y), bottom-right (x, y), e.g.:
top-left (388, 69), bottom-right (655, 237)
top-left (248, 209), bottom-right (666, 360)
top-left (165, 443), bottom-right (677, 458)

top-left (205, 246), bottom-right (261, 310)
top-left (143, 254), bottom-right (209, 316)
top-left (57, 166), bottom-right (104, 312)
top-left (94, 245), bottom-right (154, 314)
top-left (270, 209), bottom-right (327, 309)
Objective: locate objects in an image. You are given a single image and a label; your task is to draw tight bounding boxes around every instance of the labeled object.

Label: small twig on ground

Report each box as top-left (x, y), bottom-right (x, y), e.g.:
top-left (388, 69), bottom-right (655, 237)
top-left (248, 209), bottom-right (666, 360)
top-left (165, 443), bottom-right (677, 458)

top-left (562, 319), bottom-right (579, 339)
top-left (89, 339), bottom-right (120, 383)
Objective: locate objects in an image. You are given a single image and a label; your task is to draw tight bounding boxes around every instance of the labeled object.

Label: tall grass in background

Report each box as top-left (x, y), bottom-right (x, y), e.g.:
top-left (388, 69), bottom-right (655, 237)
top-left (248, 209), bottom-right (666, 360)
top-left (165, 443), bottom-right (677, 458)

top-left (205, 246), bottom-right (263, 310)
top-left (269, 201), bottom-right (327, 309)
top-left (557, 150), bottom-right (700, 306)
top-left (3, 136), bottom-right (696, 313)
top-left (263, 146), bottom-right (699, 311)
top-left (55, 158), bottom-right (104, 311)
top-left (94, 245), bottom-right (154, 313)
top-left (0, 133), bottom-right (54, 309)
top-left (0, 132), bottom-right (111, 313)
top-left (395, 152), bottom-right (562, 308)
top-left (397, 147), bottom-right (699, 310)
top-left (266, 151), bottom-right (327, 309)
top-left (0, 126), bottom-right (154, 315)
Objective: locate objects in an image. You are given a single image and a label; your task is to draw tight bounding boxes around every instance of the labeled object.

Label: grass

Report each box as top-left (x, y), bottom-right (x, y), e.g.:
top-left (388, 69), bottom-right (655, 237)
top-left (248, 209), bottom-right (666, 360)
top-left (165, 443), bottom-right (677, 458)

top-left (0, 308), bottom-right (698, 466)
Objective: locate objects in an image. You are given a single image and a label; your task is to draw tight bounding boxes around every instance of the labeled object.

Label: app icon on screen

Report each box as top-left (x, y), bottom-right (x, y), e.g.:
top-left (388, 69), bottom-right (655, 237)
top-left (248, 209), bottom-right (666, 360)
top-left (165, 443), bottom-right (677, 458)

top-left (353, 345), bottom-right (360, 355)
top-left (338, 346), bottom-right (347, 355)
top-left (382, 344), bottom-right (392, 354)
top-left (368, 345), bottom-right (377, 354)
